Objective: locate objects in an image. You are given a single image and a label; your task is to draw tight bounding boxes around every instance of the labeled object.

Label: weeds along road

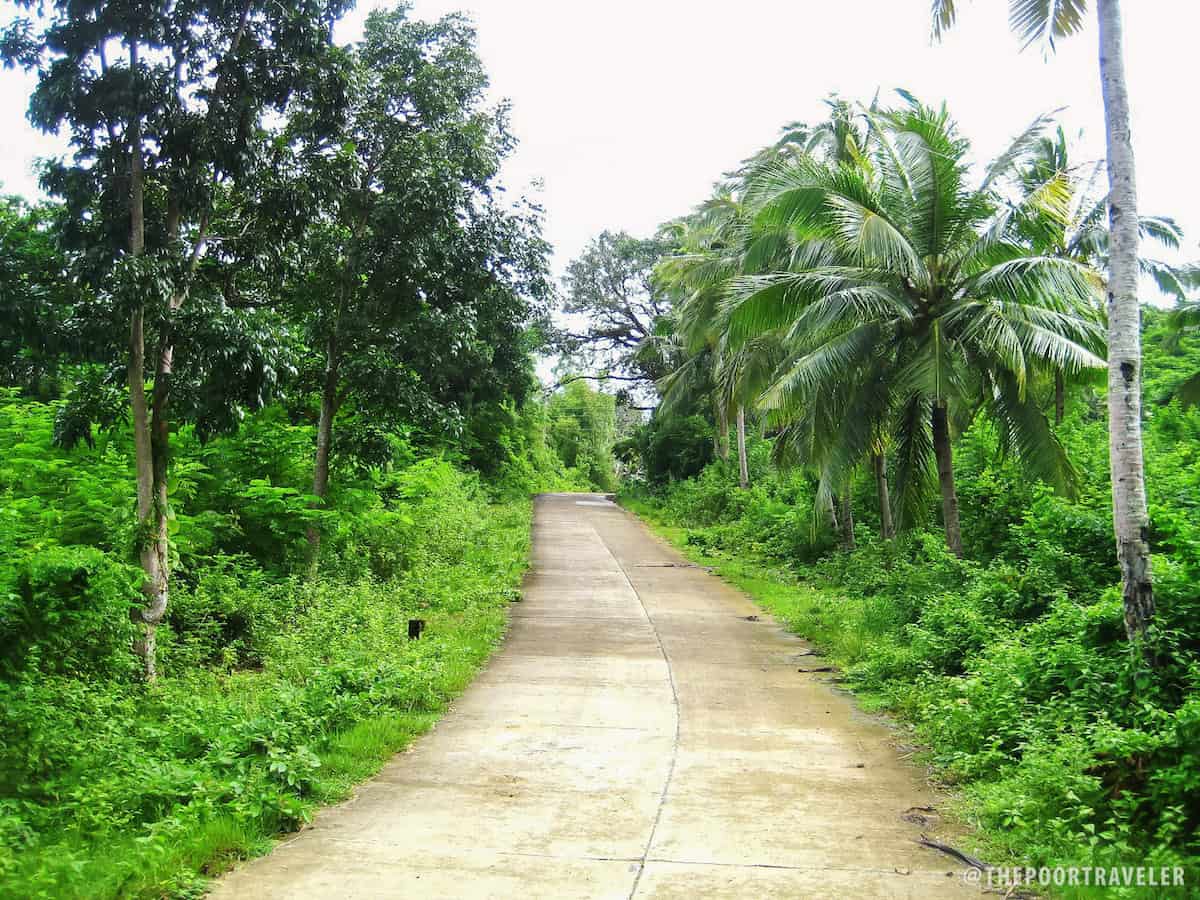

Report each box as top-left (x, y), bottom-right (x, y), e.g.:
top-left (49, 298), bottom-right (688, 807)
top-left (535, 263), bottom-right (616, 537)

top-left (212, 493), bottom-right (978, 899)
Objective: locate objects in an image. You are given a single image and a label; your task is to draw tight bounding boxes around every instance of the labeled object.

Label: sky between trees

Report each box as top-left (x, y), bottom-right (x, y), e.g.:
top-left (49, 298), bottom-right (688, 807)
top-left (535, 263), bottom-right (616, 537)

top-left (0, 0), bottom-right (1195, 289)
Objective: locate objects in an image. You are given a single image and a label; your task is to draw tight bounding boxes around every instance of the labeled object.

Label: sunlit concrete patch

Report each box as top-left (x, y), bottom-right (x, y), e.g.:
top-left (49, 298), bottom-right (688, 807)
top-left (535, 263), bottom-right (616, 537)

top-left (216, 845), bottom-right (638, 900)
top-left (636, 859), bottom-right (968, 900)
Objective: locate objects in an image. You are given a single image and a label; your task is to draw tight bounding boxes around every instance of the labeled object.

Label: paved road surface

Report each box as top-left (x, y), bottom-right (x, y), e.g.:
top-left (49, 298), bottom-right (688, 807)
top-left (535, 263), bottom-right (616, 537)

top-left (212, 493), bottom-right (977, 899)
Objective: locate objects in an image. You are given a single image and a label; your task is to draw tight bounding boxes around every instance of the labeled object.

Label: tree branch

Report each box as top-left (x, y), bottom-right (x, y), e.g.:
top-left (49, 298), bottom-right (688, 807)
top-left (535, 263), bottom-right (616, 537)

top-left (546, 372), bottom-right (648, 392)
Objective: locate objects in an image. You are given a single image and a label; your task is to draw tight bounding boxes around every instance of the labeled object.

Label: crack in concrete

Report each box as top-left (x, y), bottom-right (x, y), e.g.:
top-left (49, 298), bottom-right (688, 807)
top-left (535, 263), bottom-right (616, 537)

top-left (494, 848), bottom-right (954, 877)
top-left (590, 523), bottom-right (682, 900)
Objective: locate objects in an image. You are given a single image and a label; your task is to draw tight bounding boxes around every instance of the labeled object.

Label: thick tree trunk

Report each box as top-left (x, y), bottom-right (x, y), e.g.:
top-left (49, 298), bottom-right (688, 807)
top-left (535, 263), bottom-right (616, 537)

top-left (1054, 370), bottom-right (1065, 426)
top-left (837, 490), bottom-right (855, 551)
top-left (1097, 0), bottom-right (1153, 643)
top-left (307, 339), bottom-right (340, 559)
top-left (736, 405), bottom-right (749, 489)
top-left (872, 452), bottom-right (895, 540)
top-left (931, 402), bottom-right (963, 558)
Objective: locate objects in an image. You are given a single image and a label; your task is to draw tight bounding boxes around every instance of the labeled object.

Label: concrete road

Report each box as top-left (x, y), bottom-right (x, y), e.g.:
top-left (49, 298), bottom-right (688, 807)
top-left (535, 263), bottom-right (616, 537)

top-left (211, 493), bottom-right (978, 899)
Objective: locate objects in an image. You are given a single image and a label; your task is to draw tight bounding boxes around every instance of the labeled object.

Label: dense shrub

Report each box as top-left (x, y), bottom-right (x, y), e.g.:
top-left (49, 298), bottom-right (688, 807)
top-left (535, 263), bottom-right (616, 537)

top-left (627, 413), bottom-right (714, 485)
top-left (0, 546), bottom-right (141, 679)
top-left (0, 392), bottom-right (555, 897)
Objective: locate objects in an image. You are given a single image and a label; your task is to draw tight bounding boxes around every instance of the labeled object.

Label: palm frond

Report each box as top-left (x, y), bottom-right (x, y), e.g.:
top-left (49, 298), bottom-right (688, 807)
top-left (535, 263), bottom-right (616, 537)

top-left (965, 254), bottom-right (1097, 309)
top-left (1142, 258), bottom-right (1191, 302)
top-left (930, 0), bottom-right (960, 41)
top-left (1139, 215), bottom-right (1183, 250)
top-left (987, 368), bottom-right (1078, 494)
top-left (981, 110), bottom-right (1060, 191)
top-left (825, 193), bottom-right (924, 276)
top-left (891, 393), bottom-right (936, 527)
top-left (1010, 0), bottom-right (1087, 50)
top-left (759, 323), bottom-right (881, 411)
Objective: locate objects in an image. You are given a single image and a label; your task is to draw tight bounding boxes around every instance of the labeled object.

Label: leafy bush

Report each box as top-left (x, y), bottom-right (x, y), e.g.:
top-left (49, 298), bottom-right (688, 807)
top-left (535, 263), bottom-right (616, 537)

top-left (0, 393), bottom-right (554, 897)
top-left (0, 546), bottom-right (142, 680)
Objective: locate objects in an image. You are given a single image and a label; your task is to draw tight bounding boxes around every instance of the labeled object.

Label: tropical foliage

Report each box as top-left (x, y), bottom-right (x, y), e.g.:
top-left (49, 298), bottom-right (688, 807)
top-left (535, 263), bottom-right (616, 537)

top-left (3, 0), bottom-right (1199, 894)
top-left (650, 96), bottom-right (1110, 556)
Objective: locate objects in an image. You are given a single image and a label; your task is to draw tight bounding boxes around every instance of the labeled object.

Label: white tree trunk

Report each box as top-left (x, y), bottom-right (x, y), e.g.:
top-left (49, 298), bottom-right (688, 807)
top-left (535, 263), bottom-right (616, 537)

top-left (1098, 0), bottom-right (1154, 641)
top-left (736, 405), bottom-right (749, 489)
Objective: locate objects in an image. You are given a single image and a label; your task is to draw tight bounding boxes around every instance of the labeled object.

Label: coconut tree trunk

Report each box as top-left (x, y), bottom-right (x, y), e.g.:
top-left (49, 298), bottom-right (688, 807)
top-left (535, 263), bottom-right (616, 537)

top-left (1054, 370), bottom-right (1066, 426)
top-left (825, 493), bottom-right (839, 535)
top-left (715, 403), bottom-right (730, 460)
top-left (736, 405), bottom-right (749, 489)
top-left (1097, 0), bottom-right (1154, 642)
top-left (837, 490), bottom-right (855, 551)
top-left (872, 452), bottom-right (895, 540)
top-left (931, 402), bottom-right (963, 557)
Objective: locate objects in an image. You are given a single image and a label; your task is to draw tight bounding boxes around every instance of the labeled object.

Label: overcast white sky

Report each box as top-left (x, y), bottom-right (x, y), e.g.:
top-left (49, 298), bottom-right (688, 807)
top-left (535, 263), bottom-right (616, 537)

top-left (1, 1), bottom-right (1195, 285)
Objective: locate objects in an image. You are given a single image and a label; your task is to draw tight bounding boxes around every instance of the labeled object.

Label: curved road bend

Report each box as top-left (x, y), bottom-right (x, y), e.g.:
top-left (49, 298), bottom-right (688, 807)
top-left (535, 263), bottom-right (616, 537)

top-left (211, 492), bottom-right (979, 899)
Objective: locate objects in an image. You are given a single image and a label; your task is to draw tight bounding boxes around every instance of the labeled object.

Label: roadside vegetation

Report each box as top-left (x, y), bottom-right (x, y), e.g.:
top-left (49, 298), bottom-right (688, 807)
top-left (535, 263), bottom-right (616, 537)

top-left (1, 393), bottom-right (528, 896)
top-left (2, 0), bottom-right (1197, 896)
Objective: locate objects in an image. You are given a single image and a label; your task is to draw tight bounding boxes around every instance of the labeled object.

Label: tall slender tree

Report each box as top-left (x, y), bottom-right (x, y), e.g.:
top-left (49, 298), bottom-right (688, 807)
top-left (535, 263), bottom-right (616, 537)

top-left (930, 0), bottom-right (1156, 642)
top-left (3, 0), bottom-right (351, 678)
top-left (286, 8), bottom-right (551, 558)
top-left (655, 191), bottom-right (789, 492)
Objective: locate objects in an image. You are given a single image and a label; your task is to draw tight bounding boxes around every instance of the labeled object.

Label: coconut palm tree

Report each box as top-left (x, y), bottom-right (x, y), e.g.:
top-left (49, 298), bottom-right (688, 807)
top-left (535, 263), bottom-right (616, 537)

top-left (1012, 126), bottom-right (1189, 424)
top-left (655, 192), bottom-right (785, 489)
top-left (725, 97), bottom-right (1104, 557)
top-left (931, 0), bottom-right (1154, 644)
top-left (658, 101), bottom-right (877, 501)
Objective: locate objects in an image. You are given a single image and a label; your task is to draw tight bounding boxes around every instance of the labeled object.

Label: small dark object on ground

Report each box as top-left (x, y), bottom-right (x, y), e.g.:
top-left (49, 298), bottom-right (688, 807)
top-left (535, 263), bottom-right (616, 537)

top-left (798, 666), bottom-right (837, 673)
top-left (743, 615), bottom-right (760, 621)
top-left (916, 834), bottom-right (990, 871)
top-left (408, 619), bottom-right (426, 640)
top-left (901, 806), bottom-right (939, 827)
